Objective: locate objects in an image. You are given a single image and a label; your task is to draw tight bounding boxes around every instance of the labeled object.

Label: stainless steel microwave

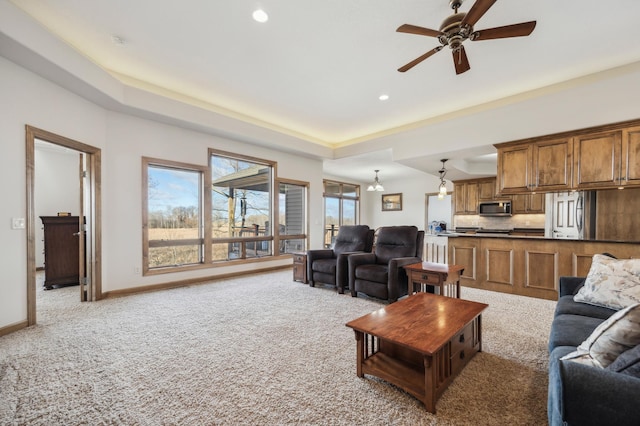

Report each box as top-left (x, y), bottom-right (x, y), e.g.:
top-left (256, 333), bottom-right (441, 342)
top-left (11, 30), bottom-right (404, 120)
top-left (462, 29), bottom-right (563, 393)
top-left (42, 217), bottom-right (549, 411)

top-left (478, 201), bottom-right (512, 216)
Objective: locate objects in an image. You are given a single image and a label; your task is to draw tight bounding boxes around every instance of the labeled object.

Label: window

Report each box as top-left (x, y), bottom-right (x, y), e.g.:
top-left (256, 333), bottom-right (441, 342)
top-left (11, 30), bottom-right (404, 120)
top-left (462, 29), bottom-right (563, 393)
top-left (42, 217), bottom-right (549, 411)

top-left (277, 179), bottom-right (308, 254)
top-left (210, 149), bottom-right (275, 261)
top-left (143, 150), bottom-right (305, 273)
top-left (323, 179), bottom-right (361, 247)
top-left (143, 158), bottom-right (207, 273)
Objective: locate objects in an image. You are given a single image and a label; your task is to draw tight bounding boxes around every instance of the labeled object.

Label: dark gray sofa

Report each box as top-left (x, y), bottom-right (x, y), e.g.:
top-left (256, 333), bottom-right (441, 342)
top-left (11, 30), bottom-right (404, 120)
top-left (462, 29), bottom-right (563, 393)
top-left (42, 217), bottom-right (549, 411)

top-left (548, 276), bottom-right (640, 426)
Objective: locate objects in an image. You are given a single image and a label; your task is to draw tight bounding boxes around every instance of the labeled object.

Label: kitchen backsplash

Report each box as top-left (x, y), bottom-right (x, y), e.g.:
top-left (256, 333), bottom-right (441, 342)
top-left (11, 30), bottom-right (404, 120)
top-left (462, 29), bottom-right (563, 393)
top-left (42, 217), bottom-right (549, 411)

top-left (454, 214), bottom-right (545, 230)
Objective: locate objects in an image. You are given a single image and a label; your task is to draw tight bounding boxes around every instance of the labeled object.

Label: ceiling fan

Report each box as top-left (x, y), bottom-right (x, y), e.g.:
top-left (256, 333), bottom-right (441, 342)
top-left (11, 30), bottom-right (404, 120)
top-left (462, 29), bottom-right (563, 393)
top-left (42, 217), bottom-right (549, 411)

top-left (396, 0), bottom-right (536, 75)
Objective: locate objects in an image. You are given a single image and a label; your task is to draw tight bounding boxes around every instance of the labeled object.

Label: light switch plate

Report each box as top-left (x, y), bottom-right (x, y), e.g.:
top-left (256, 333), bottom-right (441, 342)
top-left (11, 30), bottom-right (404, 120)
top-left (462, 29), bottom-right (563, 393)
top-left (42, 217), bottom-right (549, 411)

top-left (11, 218), bottom-right (25, 229)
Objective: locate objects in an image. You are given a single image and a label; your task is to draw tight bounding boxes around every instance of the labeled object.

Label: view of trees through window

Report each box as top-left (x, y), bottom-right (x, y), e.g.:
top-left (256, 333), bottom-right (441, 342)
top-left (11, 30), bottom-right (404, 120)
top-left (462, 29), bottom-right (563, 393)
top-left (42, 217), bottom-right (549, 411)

top-left (143, 152), bottom-right (306, 273)
top-left (147, 164), bottom-right (203, 268)
top-left (211, 152), bottom-right (273, 260)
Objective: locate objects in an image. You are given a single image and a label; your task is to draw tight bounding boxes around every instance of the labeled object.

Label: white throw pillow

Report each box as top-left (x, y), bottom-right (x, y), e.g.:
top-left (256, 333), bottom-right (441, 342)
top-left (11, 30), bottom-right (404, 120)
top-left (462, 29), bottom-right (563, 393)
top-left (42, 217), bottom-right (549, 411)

top-left (573, 254), bottom-right (640, 310)
top-left (561, 303), bottom-right (640, 368)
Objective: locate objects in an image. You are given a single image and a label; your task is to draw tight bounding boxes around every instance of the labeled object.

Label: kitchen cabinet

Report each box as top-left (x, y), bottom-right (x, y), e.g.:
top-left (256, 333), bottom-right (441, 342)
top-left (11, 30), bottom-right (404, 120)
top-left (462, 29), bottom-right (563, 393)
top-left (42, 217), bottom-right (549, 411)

top-left (622, 126), bottom-right (640, 186)
top-left (496, 119), bottom-right (640, 194)
top-left (454, 181), bottom-right (478, 215)
top-left (477, 178), bottom-right (497, 201)
top-left (496, 144), bottom-right (531, 193)
top-left (448, 236), bottom-right (640, 301)
top-left (496, 138), bottom-right (572, 194)
top-left (573, 129), bottom-right (623, 189)
top-left (511, 193), bottom-right (545, 214)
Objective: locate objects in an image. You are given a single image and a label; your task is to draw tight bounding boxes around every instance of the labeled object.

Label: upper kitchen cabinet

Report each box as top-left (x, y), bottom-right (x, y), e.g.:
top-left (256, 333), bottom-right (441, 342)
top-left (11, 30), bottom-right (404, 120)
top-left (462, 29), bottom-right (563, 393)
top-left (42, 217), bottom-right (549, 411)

top-left (533, 138), bottom-right (573, 191)
top-left (496, 118), bottom-right (640, 194)
top-left (573, 129), bottom-right (623, 189)
top-left (622, 126), bottom-right (640, 186)
top-left (454, 181), bottom-right (479, 215)
top-left (496, 138), bottom-right (572, 194)
top-left (477, 177), bottom-right (497, 201)
top-left (511, 193), bottom-right (545, 214)
top-left (496, 144), bottom-right (531, 193)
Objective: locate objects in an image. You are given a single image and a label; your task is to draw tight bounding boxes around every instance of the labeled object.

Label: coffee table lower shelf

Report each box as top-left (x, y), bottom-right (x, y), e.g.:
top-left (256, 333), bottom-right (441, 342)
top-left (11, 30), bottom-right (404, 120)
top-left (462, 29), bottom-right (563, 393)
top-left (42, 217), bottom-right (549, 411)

top-left (359, 352), bottom-right (426, 402)
top-left (353, 316), bottom-right (481, 413)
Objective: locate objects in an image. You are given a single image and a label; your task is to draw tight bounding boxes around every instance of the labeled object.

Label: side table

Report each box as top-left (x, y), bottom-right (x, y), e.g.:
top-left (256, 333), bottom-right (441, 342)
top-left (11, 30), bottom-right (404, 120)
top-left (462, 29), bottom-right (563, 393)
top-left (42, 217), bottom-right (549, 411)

top-left (292, 251), bottom-right (308, 284)
top-left (404, 261), bottom-right (465, 298)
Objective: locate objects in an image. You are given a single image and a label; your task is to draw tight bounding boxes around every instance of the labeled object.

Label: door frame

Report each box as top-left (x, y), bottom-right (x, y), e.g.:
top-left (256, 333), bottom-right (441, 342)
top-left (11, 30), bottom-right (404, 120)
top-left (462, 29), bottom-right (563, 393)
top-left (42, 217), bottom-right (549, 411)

top-left (25, 125), bottom-right (102, 325)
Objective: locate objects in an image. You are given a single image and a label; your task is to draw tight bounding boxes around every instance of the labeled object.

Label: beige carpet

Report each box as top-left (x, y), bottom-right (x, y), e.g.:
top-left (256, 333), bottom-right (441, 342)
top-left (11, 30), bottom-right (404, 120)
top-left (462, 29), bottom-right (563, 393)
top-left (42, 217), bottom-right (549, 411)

top-left (0, 270), bottom-right (556, 425)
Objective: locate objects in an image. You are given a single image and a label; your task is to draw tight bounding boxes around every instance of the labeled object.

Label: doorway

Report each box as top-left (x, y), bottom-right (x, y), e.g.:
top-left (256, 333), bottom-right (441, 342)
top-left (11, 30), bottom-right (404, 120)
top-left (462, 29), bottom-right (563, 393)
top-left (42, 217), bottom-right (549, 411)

top-left (25, 125), bottom-right (102, 326)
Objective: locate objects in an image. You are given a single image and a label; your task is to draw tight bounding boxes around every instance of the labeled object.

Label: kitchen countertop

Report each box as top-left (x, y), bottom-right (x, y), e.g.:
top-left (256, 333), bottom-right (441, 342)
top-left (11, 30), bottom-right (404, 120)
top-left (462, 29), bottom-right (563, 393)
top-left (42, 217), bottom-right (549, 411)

top-left (431, 233), bottom-right (640, 244)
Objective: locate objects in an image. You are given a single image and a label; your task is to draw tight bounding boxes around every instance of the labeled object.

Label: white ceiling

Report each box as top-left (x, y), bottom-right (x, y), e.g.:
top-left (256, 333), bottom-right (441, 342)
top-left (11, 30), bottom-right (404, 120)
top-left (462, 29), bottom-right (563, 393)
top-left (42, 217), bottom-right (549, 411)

top-left (7, 0), bottom-right (640, 183)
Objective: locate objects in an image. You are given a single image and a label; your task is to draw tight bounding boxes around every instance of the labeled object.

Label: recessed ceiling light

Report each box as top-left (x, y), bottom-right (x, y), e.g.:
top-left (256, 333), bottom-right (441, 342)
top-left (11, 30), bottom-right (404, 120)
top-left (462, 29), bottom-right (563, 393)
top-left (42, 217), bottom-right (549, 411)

top-left (111, 35), bottom-right (126, 45)
top-left (379, 94), bottom-right (389, 101)
top-left (252, 9), bottom-right (269, 23)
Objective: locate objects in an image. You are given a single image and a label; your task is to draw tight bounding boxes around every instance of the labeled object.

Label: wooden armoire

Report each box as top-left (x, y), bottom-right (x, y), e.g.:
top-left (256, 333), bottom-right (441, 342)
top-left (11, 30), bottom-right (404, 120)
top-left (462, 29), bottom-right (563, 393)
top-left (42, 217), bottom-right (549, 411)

top-left (40, 216), bottom-right (80, 289)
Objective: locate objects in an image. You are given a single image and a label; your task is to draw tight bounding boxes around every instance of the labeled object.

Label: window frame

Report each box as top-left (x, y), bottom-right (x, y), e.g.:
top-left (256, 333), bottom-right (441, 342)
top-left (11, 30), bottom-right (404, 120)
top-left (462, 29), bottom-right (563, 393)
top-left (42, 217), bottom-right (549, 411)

top-left (142, 157), bottom-right (211, 275)
top-left (209, 148), bottom-right (277, 263)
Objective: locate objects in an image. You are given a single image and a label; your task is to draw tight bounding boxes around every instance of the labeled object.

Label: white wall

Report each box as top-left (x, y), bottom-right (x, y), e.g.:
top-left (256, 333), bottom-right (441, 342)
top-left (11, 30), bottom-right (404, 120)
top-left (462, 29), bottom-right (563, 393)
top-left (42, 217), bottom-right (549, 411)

top-left (0, 56), bottom-right (325, 330)
top-left (34, 145), bottom-right (82, 268)
top-left (0, 56), bottom-right (107, 329)
top-left (103, 112), bottom-right (324, 291)
top-left (362, 173), bottom-right (445, 231)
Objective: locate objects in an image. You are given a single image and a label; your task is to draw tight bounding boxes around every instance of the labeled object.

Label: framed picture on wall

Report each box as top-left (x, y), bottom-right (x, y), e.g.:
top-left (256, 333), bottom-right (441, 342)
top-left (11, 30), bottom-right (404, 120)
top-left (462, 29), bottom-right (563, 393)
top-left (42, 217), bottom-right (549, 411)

top-left (382, 193), bottom-right (402, 211)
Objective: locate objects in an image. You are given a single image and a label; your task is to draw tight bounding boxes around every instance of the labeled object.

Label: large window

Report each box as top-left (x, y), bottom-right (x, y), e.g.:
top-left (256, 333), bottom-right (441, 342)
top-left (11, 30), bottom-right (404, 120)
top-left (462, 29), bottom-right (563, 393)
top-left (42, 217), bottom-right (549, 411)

top-left (210, 149), bottom-right (275, 261)
top-left (143, 151), bottom-right (307, 273)
top-left (323, 179), bottom-right (360, 248)
top-left (143, 158), bottom-right (207, 273)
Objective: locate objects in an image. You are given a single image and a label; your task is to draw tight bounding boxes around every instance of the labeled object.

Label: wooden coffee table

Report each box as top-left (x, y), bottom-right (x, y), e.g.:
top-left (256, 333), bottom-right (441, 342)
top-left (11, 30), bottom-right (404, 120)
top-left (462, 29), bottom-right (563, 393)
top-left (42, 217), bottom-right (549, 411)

top-left (345, 293), bottom-right (488, 413)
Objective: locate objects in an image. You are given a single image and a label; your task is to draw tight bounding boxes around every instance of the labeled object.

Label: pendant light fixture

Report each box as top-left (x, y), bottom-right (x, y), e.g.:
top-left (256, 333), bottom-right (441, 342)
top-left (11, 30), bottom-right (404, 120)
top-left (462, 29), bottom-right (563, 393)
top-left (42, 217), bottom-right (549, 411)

top-left (437, 159), bottom-right (448, 199)
top-left (367, 170), bottom-right (385, 191)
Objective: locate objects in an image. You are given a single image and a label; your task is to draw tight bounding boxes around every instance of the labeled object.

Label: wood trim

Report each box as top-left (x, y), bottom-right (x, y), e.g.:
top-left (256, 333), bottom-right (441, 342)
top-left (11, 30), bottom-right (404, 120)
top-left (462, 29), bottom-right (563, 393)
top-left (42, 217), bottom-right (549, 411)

top-left (144, 254), bottom-right (292, 276)
top-left (25, 125), bottom-right (103, 327)
top-left (208, 147), bottom-right (277, 168)
top-left (494, 117), bottom-right (640, 149)
top-left (141, 157), bottom-right (209, 275)
top-left (0, 320), bottom-right (29, 337)
top-left (276, 177), bottom-right (310, 252)
top-left (104, 264), bottom-right (291, 297)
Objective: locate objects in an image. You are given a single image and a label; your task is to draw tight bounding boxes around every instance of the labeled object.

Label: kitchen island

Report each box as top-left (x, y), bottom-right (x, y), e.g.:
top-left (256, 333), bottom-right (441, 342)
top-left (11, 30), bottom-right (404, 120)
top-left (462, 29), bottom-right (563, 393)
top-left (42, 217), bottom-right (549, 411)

top-left (431, 234), bottom-right (640, 300)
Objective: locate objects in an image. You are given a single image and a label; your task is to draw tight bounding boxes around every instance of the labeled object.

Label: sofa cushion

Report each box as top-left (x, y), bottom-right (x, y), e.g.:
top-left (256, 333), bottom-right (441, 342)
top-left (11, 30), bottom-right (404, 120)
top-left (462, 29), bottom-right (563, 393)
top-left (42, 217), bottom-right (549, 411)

top-left (607, 345), bottom-right (640, 378)
top-left (548, 314), bottom-right (606, 352)
top-left (574, 254), bottom-right (640, 310)
top-left (560, 303), bottom-right (640, 368)
top-left (554, 295), bottom-right (617, 320)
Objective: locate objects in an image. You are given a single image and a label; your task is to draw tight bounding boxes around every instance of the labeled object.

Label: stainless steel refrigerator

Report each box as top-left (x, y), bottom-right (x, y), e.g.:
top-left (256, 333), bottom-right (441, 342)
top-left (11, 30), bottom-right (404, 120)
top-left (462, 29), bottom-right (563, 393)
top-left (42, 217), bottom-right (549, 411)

top-left (544, 191), bottom-right (596, 240)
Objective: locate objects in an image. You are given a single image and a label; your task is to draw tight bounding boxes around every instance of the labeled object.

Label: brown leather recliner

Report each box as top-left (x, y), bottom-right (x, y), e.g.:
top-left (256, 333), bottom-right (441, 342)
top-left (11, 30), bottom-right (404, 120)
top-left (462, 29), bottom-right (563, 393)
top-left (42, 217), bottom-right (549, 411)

top-left (307, 225), bottom-right (375, 294)
top-left (348, 226), bottom-right (424, 303)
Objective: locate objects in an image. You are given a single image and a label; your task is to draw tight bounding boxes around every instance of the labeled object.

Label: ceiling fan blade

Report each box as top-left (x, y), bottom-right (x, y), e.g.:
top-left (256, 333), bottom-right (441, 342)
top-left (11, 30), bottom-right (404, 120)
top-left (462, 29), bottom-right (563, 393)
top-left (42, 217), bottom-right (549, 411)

top-left (453, 46), bottom-right (470, 75)
top-left (472, 21), bottom-right (537, 40)
top-left (398, 46), bottom-right (443, 72)
top-left (461, 0), bottom-right (497, 27)
top-left (396, 24), bottom-right (443, 38)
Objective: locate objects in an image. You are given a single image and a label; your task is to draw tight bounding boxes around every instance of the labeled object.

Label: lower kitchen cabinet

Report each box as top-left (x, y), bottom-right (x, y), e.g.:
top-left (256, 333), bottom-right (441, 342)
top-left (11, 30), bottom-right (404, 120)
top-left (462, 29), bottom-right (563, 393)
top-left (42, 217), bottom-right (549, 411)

top-left (448, 236), bottom-right (640, 300)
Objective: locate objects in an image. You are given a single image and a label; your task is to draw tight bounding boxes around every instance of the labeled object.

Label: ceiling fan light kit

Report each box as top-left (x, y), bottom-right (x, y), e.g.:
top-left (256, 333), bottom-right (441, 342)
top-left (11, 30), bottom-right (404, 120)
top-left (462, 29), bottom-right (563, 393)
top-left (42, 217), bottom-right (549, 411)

top-left (397, 0), bottom-right (536, 75)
